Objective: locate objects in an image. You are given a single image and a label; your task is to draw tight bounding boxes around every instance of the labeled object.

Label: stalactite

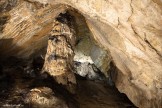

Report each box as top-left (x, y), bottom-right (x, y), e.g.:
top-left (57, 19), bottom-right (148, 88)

top-left (42, 13), bottom-right (76, 93)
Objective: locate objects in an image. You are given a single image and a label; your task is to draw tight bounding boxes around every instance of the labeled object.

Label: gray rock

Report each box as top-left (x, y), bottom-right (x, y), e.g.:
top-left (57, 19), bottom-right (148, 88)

top-left (74, 62), bottom-right (105, 80)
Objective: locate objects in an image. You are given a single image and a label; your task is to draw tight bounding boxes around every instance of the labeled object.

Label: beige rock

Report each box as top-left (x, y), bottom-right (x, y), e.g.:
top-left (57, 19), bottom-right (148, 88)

top-left (42, 19), bottom-right (76, 93)
top-left (0, 1), bottom-right (67, 58)
top-left (25, 87), bottom-right (68, 108)
top-left (0, 0), bottom-right (162, 107)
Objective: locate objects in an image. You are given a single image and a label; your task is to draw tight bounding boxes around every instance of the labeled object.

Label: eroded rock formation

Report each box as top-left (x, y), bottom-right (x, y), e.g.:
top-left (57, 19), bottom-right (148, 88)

top-left (0, 0), bottom-right (162, 108)
top-left (25, 87), bottom-right (68, 108)
top-left (42, 14), bottom-right (76, 93)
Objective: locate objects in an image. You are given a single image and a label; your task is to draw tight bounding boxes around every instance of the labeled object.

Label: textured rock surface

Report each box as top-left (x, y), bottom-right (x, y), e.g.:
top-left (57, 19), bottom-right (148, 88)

top-left (0, 0), bottom-right (67, 58)
top-left (74, 62), bottom-right (105, 80)
top-left (0, 0), bottom-right (162, 107)
top-left (42, 15), bottom-right (76, 93)
top-left (0, 57), bottom-right (135, 108)
top-left (72, 11), bottom-right (111, 77)
top-left (25, 87), bottom-right (68, 108)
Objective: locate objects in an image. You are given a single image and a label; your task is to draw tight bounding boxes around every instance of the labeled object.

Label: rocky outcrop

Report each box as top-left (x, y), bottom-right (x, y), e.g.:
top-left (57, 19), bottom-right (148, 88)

top-left (74, 62), bottom-right (105, 80)
top-left (0, 0), bottom-right (162, 107)
top-left (0, 0), bottom-right (67, 58)
top-left (72, 10), bottom-right (112, 77)
top-left (25, 87), bottom-right (68, 108)
top-left (0, 58), bottom-right (135, 108)
top-left (42, 14), bottom-right (76, 93)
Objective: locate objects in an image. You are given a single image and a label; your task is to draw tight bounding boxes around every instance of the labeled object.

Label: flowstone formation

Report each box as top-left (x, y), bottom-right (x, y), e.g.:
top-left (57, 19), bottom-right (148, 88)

top-left (0, 0), bottom-right (162, 108)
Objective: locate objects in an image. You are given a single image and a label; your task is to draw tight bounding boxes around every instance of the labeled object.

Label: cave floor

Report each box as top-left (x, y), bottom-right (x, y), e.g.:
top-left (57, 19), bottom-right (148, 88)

top-left (0, 58), bottom-right (137, 108)
top-left (76, 80), bottom-right (136, 108)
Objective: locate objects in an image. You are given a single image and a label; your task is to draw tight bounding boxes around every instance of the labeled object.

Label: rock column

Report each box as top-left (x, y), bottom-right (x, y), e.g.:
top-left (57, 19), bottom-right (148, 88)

top-left (43, 14), bottom-right (76, 93)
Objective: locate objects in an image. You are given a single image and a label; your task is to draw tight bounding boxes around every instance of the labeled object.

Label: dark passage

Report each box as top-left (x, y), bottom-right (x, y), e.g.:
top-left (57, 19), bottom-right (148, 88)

top-left (0, 56), bottom-right (137, 108)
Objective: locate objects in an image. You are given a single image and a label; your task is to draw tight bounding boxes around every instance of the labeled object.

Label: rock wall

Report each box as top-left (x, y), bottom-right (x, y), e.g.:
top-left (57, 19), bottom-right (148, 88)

top-left (0, 0), bottom-right (67, 58)
top-left (0, 0), bottom-right (162, 107)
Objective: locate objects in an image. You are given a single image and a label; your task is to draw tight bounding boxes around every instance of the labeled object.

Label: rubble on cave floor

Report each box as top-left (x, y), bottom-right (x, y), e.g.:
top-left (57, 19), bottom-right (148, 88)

top-left (0, 57), bottom-right (136, 108)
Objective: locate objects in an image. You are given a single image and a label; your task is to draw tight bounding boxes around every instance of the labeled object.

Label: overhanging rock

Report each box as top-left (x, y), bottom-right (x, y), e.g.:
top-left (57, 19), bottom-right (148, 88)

top-left (0, 0), bottom-right (162, 107)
